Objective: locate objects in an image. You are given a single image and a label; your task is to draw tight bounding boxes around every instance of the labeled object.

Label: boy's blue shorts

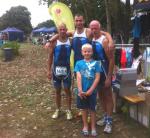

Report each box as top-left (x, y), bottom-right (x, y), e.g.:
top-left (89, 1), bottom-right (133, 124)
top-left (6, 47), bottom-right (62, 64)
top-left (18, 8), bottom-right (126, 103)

top-left (77, 93), bottom-right (97, 111)
top-left (53, 72), bottom-right (71, 89)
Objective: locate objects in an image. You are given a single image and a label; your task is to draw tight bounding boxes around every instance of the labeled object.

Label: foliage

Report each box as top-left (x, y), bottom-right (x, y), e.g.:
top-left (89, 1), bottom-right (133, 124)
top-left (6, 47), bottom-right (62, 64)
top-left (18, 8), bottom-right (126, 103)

top-left (0, 43), bottom-right (149, 137)
top-left (121, 103), bottom-right (128, 114)
top-left (1, 41), bottom-right (21, 56)
top-left (39, 0), bottom-right (106, 27)
top-left (36, 20), bottom-right (55, 28)
top-left (39, 0), bottom-right (133, 42)
top-left (0, 6), bottom-right (32, 34)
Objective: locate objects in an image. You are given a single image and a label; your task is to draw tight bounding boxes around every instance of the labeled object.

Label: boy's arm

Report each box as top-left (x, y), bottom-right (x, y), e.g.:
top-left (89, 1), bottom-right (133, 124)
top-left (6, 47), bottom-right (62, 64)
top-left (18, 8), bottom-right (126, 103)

top-left (76, 72), bottom-right (82, 93)
top-left (86, 73), bottom-right (100, 96)
top-left (47, 41), bottom-right (55, 80)
top-left (76, 72), bottom-right (87, 99)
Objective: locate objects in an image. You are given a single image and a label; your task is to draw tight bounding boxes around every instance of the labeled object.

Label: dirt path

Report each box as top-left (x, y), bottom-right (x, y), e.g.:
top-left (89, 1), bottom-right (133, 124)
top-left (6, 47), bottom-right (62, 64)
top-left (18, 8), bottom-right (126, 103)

top-left (0, 43), bottom-right (150, 138)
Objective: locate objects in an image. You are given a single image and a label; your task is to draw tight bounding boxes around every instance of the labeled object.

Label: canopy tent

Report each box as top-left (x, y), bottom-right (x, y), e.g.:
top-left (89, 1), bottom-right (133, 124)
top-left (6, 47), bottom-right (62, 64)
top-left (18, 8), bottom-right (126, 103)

top-left (32, 27), bottom-right (57, 35)
top-left (1, 27), bottom-right (24, 42)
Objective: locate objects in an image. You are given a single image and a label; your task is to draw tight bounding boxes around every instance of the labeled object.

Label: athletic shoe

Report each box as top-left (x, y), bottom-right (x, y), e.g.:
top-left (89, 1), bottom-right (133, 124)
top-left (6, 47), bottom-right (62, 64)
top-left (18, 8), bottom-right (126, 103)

top-left (104, 124), bottom-right (112, 134)
top-left (81, 130), bottom-right (89, 136)
top-left (91, 130), bottom-right (97, 137)
top-left (96, 117), bottom-right (106, 126)
top-left (51, 109), bottom-right (60, 119)
top-left (66, 110), bottom-right (73, 120)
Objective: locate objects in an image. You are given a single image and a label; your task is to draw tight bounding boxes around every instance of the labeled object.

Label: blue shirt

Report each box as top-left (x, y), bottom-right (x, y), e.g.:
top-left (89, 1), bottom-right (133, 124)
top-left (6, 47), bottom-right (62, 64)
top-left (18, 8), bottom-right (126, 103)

top-left (74, 59), bottom-right (102, 93)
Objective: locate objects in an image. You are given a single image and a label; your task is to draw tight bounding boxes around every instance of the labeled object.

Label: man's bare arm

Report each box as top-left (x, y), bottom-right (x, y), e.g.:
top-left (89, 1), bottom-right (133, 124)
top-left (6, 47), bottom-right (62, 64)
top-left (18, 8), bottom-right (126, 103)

top-left (48, 31), bottom-right (74, 42)
top-left (101, 31), bottom-right (114, 50)
top-left (47, 41), bottom-right (55, 79)
top-left (103, 38), bottom-right (115, 87)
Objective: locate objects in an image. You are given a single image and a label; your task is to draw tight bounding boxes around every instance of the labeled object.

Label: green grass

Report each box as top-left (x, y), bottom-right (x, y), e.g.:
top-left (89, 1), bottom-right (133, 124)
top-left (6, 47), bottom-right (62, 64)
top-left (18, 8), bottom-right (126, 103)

top-left (0, 42), bottom-right (150, 138)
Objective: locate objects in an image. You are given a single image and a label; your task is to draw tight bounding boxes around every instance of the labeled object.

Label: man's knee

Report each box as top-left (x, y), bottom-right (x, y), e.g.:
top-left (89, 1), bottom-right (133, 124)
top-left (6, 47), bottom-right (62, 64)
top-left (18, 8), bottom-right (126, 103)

top-left (64, 88), bottom-right (71, 95)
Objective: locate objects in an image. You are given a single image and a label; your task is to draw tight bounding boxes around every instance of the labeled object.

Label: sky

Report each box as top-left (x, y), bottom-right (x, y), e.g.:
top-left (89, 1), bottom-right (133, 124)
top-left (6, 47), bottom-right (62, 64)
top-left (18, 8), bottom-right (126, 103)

top-left (121, 0), bottom-right (134, 5)
top-left (0, 0), bottom-right (51, 27)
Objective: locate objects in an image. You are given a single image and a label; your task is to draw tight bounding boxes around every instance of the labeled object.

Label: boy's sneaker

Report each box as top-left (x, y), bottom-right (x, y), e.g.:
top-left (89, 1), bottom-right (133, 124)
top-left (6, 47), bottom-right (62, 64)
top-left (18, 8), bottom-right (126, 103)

top-left (96, 117), bottom-right (106, 126)
top-left (91, 130), bottom-right (97, 137)
top-left (66, 110), bottom-right (73, 120)
top-left (52, 109), bottom-right (60, 119)
top-left (104, 124), bottom-right (112, 134)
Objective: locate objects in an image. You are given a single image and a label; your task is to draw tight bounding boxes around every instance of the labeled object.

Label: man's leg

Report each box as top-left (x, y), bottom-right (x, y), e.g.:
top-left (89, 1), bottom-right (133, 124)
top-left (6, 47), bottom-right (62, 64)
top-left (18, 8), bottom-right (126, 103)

top-left (64, 88), bottom-right (72, 110)
top-left (103, 87), bottom-right (113, 117)
top-left (52, 88), bottom-right (61, 119)
top-left (97, 88), bottom-right (107, 126)
top-left (103, 87), bottom-right (113, 134)
top-left (98, 88), bottom-right (107, 113)
top-left (52, 75), bottom-right (62, 119)
top-left (63, 73), bottom-right (73, 120)
top-left (55, 88), bottom-right (61, 109)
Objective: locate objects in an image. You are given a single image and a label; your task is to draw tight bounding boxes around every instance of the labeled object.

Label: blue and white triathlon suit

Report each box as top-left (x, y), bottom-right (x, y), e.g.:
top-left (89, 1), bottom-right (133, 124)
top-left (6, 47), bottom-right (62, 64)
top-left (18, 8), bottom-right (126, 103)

top-left (53, 39), bottom-right (71, 89)
top-left (92, 35), bottom-right (109, 88)
top-left (72, 28), bottom-right (89, 66)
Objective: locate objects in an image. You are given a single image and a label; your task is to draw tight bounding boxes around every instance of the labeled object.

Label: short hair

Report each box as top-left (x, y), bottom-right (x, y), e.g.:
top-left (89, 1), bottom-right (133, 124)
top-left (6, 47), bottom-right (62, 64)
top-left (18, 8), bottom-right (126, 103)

top-left (82, 43), bottom-right (92, 50)
top-left (75, 13), bottom-right (84, 18)
top-left (89, 20), bottom-right (101, 28)
top-left (58, 22), bottom-right (67, 28)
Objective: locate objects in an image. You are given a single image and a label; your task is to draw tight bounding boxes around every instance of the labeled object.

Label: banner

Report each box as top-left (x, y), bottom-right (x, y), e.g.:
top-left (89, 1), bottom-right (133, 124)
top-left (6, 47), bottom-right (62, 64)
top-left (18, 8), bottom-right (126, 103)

top-left (49, 2), bottom-right (75, 31)
top-left (49, 2), bottom-right (75, 70)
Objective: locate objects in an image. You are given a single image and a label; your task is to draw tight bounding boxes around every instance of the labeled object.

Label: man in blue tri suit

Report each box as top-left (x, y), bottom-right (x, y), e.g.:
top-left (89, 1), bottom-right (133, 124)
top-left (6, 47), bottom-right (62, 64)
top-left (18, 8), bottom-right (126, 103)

top-left (89, 20), bottom-right (115, 134)
top-left (72, 14), bottom-right (114, 66)
top-left (45, 14), bottom-right (114, 67)
top-left (47, 23), bottom-right (73, 120)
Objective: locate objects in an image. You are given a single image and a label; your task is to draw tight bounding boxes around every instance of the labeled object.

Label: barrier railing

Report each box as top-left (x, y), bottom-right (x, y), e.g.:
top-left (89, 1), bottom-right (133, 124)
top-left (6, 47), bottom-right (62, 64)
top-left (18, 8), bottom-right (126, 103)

top-left (115, 43), bottom-right (150, 48)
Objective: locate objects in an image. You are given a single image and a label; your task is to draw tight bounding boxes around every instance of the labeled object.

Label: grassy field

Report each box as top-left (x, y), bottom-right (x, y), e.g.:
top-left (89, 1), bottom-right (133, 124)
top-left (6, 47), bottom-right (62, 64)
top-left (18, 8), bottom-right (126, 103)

top-left (0, 43), bottom-right (150, 138)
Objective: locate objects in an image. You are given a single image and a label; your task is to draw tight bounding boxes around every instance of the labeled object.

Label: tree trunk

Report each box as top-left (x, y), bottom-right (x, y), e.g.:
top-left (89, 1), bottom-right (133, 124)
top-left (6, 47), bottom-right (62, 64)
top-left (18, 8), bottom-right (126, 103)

top-left (104, 0), bottom-right (111, 33)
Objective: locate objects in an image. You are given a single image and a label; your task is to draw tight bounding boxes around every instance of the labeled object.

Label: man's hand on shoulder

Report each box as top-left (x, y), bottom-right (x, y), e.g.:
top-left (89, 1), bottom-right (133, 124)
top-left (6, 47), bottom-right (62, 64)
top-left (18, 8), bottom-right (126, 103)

top-left (44, 42), bottom-right (51, 49)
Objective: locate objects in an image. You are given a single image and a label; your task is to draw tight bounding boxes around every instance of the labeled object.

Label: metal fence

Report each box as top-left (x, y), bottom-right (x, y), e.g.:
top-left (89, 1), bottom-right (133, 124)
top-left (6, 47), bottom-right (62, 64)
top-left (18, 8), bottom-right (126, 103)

top-left (115, 43), bottom-right (150, 48)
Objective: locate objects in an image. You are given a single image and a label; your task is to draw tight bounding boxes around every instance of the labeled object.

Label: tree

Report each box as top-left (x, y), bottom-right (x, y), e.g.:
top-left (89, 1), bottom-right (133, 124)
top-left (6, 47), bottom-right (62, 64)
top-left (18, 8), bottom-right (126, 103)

top-left (36, 20), bottom-right (55, 28)
top-left (39, 0), bottom-right (107, 27)
top-left (39, 0), bottom-right (133, 42)
top-left (104, 0), bottom-right (111, 33)
top-left (0, 6), bottom-right (32, 34)
top-left (108, 0), bottom-right (132, 42)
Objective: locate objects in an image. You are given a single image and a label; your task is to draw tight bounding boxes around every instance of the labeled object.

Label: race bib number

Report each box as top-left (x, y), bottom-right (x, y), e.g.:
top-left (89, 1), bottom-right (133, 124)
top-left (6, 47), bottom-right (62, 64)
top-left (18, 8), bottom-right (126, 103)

top-left (55, 66), bottom-right (67, 76)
